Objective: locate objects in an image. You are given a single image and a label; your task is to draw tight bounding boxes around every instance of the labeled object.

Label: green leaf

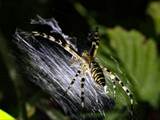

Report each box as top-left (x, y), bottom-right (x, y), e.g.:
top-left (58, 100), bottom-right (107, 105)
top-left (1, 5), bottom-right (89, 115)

top-left (147, 1), bottom-right (160, 35)
top-left (103, 27), bottom-right (160, 107)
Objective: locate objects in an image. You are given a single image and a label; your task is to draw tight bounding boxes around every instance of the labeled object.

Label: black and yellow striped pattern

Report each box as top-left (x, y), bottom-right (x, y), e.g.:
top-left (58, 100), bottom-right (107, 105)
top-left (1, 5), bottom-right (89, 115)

top-left (88, 28), bottom-right (100, 58)
top-left (32, 31), bottom-right (83, 62)
top-left (91, 61), bottom-right (106, 87)
top-left (103, 68), bottom-right (134, 105)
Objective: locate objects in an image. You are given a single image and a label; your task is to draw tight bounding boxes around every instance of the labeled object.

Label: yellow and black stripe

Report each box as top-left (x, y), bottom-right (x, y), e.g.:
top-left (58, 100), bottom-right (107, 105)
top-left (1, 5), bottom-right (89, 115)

top-left (81, 78), bottom-right (85, 108)
top-left (88, 28), bottom-right (100, 58)
top-left (32, 31), bottom-right (86, 63)
top-left (91, 61), bottom-right (106, 86)
top-left (66, 70), bottom-right (81, 93)
top-left (104, 68), bottom-right (134, 106)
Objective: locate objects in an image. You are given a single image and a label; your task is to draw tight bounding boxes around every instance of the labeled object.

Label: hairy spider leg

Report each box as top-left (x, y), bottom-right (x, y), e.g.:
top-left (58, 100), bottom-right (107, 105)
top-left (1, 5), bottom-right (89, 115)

top-left (103, 67), bottom-right (117, 97)
top-left (103, 68), bottom-right (134, 106)
top-left (32, 31), bottom-right (86, 63)
top-left (65, 70), bottom-right (86, 108)
top-left (81, 78), bottom-right (85, 108)
top-left (88, 27), bottom-right (100, 58)
top-left (65, 70), bottom-right (81, 93)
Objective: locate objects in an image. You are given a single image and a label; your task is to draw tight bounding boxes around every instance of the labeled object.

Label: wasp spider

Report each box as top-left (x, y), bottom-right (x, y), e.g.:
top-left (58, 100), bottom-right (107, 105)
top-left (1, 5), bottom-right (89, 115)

top-left (32, 24), bottom-right (133, 109)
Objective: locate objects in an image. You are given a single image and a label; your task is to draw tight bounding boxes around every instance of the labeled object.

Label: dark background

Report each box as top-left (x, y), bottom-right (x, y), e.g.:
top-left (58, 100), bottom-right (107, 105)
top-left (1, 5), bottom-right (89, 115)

top-left (0, 0), bottom-right (150, 38)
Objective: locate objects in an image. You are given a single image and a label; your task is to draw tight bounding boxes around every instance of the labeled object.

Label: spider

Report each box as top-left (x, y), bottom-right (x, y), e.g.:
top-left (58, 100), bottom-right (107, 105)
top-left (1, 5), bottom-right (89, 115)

top-left (32, 24), bottom-right (133, 108)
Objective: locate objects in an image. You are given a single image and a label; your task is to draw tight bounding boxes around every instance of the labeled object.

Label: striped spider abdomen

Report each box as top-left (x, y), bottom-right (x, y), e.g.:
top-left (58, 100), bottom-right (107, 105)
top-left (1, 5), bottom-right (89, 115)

top-left (90, 61), bottom-right (106, 87)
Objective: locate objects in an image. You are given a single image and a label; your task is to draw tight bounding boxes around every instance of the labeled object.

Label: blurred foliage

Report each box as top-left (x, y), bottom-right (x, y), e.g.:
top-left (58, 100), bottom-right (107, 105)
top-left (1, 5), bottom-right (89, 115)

top-left (107, 27), bottom-right (159, 106)
top-left (147, 1), bottom-right (160, 35)
top-left (0, 0), bottom-right (160, 120)
top-left (98, 27), bottom-right (160, 119)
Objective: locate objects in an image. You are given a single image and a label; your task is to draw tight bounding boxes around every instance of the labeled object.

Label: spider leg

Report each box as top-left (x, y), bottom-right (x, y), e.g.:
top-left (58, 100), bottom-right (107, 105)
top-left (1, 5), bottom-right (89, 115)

top-left (65, 70), bottom-right (81, 93)
top-left (88, 27), bottom-right (100, 58)
top-left (104, 76), bottom-right (116, 97)
top-left (103, 68), bottom-right (134, 106)
top-left (112, 81), bottom-right (116, 98)
top-left (99, 65), bottom-right (115, 95)
top-left (32, 31), bottom-right (85, 64)
top-left (81, 78), bottom-right (85, 108)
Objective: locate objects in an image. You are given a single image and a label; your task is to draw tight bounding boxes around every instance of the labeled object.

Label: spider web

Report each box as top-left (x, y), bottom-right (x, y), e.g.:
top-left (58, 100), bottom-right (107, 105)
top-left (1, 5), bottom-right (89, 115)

top-left (12, 16), bottom-right (115, 119)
